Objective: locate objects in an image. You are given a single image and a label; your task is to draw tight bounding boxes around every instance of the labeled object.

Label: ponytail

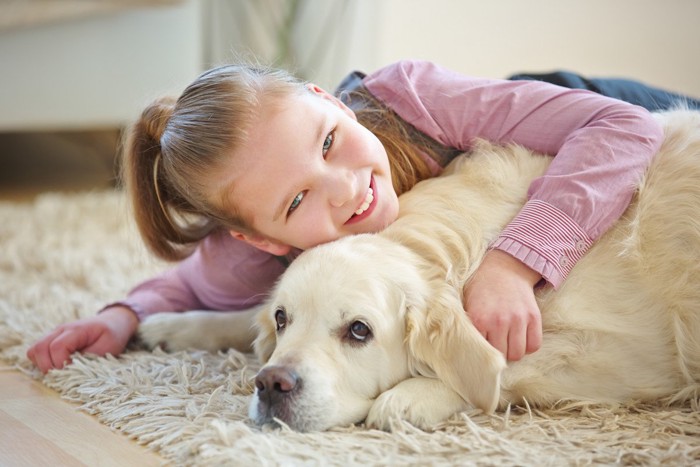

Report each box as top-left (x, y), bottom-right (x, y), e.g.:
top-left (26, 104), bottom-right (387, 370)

top-left (122, 97), bottom-right (216, 261)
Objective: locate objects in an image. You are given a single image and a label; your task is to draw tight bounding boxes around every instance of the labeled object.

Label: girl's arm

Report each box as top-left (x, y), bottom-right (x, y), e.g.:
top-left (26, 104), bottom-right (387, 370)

top-left (363, 60), bottom-right (663, 360)
top-left (27, 232), bottom-right (285, 372)
top-left (115, 230), bottom-right (286, 320)
top-left (364, 59), bottom-right (664, 287)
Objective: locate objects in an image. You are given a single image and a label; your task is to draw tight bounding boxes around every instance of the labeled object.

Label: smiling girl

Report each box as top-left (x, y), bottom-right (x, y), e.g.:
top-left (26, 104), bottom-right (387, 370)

top-left (28, 60), bottom-right (675, 373)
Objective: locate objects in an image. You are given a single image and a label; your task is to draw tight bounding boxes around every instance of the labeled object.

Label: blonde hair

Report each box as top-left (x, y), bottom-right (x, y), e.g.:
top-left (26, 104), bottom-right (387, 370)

top-left (123, 64), bottom-right (450, 262)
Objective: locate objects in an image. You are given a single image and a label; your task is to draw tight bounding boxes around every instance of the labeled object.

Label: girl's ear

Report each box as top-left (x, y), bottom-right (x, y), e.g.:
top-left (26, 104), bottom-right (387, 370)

top-left (229, 230), bottom-right (292, 256)
top-left (305, 83), bottom-right (356, 119)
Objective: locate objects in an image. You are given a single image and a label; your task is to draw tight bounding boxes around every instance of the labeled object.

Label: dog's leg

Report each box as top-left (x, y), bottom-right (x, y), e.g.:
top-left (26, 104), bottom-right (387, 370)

top-left (366, 376), bottom-right (469, 431)
top-left (137, 306), bottom-right (262, 353)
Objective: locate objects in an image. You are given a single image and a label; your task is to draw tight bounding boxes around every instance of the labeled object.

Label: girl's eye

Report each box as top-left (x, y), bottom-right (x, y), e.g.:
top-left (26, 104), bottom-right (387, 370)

top-left (288, 191), bottom-right (305, 216)
top-left (322, 130), bottom-right (335, 156)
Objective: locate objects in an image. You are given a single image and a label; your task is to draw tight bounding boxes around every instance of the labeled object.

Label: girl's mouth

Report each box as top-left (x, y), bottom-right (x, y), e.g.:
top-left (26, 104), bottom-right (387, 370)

top-left (345, 176), bottom-right (377, 225)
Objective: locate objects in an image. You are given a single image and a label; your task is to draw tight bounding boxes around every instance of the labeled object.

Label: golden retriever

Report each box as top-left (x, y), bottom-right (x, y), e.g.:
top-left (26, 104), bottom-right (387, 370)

top-left (139, 109), bottom-right (700, 432)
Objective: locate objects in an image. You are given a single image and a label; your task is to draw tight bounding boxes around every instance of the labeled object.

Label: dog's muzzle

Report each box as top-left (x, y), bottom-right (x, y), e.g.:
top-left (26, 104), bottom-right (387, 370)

top-left (253, 365), bottom-right (302, 422)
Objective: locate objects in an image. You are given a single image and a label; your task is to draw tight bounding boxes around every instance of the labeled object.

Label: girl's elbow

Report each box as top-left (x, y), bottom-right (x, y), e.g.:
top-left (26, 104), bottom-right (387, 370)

top-left (623, 105), bottom-right (665, 155)
top-left (644, 111), bottom-right (665, 153)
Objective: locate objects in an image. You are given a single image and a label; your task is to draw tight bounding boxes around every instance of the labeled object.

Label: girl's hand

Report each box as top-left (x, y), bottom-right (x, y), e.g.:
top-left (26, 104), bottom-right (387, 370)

top-left (26, 306), bottom-right (139, 373)
top-left (463, 249), bottom-right (543, 361)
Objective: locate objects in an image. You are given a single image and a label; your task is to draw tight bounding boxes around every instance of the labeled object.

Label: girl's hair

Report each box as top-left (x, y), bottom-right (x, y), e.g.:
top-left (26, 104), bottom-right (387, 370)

top-left (123, 64), bottom-right (304, 261)
top-left (123, 64), bottom-right (450, 262)
top-left (347, 87), bottom-right (452, 196)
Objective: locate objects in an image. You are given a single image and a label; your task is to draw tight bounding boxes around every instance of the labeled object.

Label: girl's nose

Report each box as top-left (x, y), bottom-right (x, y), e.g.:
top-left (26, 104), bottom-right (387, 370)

top-left (327, 171), bottom-right (356, 208)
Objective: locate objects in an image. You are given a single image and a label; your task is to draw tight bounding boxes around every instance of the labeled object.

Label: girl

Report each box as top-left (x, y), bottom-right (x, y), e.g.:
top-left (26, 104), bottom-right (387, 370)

top-left (29, 60), bottom-right (678, 373)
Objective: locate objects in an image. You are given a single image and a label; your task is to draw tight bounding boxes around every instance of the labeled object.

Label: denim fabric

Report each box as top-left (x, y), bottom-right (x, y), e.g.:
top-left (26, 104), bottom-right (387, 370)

top-left (509, 71), bottom-right (700, 111)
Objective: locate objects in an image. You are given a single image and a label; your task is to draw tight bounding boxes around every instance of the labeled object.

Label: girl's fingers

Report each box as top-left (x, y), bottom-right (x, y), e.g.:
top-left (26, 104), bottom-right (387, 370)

top-left (27, 328), bottom-right (64, 373)
top-left (507, 325), bottom-right (527, 361)
top-left (47, 328), bottom-right (92, 370)
top-left (526, 316), bottom-right (543, 354)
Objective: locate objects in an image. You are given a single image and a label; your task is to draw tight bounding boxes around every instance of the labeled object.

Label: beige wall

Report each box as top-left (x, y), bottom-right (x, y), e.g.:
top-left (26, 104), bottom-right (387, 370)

top-left (2, 0), bottom-right (698, 131)
top-left (365, 0), bottom-right (700, 97)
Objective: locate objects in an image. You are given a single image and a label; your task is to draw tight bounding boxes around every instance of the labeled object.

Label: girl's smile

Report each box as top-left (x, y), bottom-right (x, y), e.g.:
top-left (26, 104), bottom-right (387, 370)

top-left (345, 176), bottom-right (376, 224)
top-left (220, 84), bottom-right (399, 254)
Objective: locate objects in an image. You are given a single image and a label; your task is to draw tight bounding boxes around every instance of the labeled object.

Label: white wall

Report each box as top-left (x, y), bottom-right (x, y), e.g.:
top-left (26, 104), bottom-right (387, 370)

top-left (0, 1), bottom-right (202, 131)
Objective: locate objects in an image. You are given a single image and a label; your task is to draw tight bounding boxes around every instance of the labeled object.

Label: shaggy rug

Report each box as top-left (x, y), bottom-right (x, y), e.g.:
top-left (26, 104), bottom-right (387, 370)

top-left (1, 190), bottom-right (699, 466)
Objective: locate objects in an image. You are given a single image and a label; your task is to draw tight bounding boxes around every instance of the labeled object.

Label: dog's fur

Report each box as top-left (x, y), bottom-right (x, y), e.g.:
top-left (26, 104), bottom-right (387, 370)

top-left (139, 109), bottom-right (700, 432)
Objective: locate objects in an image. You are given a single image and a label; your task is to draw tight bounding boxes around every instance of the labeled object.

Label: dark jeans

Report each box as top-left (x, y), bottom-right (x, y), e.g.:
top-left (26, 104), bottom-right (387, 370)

top-left (509, 71), bottom-right (700, 112)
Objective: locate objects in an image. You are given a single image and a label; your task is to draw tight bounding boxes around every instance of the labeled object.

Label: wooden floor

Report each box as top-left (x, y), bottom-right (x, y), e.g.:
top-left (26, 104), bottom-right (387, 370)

top-left (0, 130), bottom-right (166, 466)
top-left (0, 365), bottom-right (165, 466)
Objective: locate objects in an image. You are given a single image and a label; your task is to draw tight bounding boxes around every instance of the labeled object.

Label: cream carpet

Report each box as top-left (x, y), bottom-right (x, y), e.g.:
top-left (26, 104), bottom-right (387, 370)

top-left (1, 191), bottom-right (699, 466)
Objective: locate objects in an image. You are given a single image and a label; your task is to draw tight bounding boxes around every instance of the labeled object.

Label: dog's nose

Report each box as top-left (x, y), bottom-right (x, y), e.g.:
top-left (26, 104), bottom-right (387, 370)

top-left (255, 365), bottom-right (299, 400)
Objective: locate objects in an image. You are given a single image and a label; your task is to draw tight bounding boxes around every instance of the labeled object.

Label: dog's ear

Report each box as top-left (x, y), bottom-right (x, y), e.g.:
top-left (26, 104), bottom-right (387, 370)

top-left (253, 306), bottom-right (277, 363)
top-left (405, 284), bottom-right (506, 414)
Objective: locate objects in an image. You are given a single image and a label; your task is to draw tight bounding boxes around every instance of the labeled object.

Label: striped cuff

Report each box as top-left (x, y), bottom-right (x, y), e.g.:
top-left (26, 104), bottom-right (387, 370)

top-left (490, 199), bottom-right (592, 289)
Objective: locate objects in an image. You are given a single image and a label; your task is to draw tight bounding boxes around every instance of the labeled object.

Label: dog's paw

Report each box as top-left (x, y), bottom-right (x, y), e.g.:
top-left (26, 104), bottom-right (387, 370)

top-left (137, 311), bottom-right (212, 352)
top-left (366, 377), bottom-right (468, 431)
top-left (137, 311), bottom-right (241, 352)
top-left (137, 309), bottom-right (259, 353)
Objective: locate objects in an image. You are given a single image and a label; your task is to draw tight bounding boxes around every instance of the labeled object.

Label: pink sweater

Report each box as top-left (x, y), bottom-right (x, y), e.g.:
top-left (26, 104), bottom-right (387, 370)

top-left (118, 60), bottom-right (663, 320)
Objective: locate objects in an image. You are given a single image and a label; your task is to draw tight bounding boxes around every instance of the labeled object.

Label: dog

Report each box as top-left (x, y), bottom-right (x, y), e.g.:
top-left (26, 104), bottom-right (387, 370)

top-left (139, 109), bottom-right (700, 432)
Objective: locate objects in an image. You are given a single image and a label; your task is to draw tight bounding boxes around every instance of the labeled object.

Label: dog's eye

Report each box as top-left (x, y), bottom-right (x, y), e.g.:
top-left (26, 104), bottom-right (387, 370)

top-left (275, 307), bottom-right (287, 331)
top-left (349, 320), bottom-right (371, 341)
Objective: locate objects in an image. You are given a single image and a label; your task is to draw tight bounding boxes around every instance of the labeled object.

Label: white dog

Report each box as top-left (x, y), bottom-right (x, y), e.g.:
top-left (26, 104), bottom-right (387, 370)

top-left (139, 109), bottom-right (700, 432)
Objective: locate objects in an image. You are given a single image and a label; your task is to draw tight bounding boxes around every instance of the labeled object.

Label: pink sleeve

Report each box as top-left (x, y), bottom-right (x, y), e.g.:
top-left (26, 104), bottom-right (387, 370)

top-left (364, 60), bottom-right (664, 288)
top-left (114, 231), bottom-right (286, 320)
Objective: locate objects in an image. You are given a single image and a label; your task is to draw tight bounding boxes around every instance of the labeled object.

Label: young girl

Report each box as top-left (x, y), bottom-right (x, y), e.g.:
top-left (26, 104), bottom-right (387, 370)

top-left (29, 60), bottom-right (679, 373)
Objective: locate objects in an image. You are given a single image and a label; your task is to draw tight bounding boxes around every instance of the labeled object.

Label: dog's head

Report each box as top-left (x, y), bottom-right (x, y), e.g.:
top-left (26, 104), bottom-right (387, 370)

top-left (249, 233), bottom-right (504, 431)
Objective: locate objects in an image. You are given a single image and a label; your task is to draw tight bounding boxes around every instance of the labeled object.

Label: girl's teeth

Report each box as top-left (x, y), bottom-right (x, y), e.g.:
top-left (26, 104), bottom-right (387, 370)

top-left (354, 188), bottom-right (374, 216)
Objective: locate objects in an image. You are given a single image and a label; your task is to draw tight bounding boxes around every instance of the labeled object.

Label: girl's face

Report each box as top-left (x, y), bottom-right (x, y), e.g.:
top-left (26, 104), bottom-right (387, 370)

top-left (222, 84), bottom-right (399, 255)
